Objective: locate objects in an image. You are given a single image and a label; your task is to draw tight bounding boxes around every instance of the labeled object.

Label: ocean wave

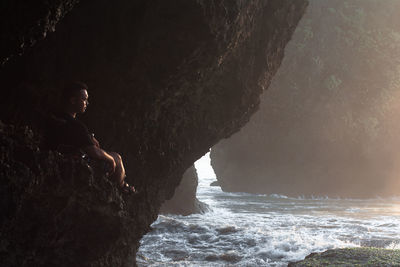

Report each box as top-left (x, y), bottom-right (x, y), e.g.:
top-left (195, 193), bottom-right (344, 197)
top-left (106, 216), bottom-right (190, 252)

top-left (206, 190), bottom-right (400, 201)
top-left (269, 194), bottom-right (289, 199)
top-left (270, 194), bottom-right (400, 201)
top-left (138, 180), bottom-right (400, 266)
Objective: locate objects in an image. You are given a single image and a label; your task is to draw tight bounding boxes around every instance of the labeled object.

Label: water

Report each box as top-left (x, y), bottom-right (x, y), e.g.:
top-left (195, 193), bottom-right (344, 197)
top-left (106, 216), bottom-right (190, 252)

top-left (137, 166), bottom-right (400, 266)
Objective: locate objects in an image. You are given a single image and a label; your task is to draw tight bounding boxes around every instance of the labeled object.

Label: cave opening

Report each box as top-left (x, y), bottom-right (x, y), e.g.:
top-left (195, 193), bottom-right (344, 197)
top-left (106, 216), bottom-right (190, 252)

top-left (194, 151), bottom-right (217, 191)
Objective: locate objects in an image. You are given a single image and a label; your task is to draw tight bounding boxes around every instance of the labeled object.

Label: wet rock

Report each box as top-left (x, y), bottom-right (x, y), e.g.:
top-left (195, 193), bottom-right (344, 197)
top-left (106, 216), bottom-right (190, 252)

top-left (210, 181), bottom-right (220, 187)
top-left (289, 248), bottom-right (400, 267)
top-left (219, 251), bottom-right (242, 263)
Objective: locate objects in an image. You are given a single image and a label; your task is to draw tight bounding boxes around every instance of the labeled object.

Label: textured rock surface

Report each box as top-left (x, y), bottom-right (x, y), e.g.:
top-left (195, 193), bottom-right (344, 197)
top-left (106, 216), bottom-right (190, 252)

top-left (288, 248), bottom-right (400, 267)
top-left (0, 0), bottom-right (307, 266)
top-left (160, 166), bottom-right (208, 216)
top-left (0, 123), bottom-right (146, 267)
top-left (211, 0), bottom-right (400, 198)
top-left (0, 0), bottom-right (79, 66)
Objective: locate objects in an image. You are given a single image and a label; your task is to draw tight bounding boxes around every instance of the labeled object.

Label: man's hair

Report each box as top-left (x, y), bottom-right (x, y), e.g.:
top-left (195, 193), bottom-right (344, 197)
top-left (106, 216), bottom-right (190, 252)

top-left (62, 81), bottom-right (88, 100)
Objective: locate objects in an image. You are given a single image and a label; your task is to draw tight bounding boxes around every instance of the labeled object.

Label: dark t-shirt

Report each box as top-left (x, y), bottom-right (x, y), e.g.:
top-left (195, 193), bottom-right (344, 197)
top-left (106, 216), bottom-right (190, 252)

top-left (44, 112), bottom-right (94, 154)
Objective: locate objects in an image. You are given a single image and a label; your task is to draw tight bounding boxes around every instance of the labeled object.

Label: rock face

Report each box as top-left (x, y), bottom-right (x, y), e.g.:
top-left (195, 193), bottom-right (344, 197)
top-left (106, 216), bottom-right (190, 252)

top-left (0, 0), bottom-right (79, 66)
top-left (211, 0), bottom-right (400, 198)
top-left (0, 123), bottom-right (146, 267)
top-left (0, 0), bottom-right (307, 266)
top-left (160, 166), bottom-right (208, 216)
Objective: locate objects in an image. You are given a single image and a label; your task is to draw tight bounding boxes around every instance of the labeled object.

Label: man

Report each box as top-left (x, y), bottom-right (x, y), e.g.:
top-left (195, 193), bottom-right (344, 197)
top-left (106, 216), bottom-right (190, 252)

top-left (45, 81), bottom-right (136, 194)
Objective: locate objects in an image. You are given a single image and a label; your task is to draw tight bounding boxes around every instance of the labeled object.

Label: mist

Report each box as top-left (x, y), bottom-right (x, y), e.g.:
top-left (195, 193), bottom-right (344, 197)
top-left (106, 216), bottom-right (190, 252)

top-left (211, 0), bottom-right (400, 198)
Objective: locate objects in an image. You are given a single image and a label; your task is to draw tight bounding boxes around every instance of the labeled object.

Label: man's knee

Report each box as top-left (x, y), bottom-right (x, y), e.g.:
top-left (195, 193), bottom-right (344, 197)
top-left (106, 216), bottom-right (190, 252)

top-left (109, 152), bottom-right (122, 163)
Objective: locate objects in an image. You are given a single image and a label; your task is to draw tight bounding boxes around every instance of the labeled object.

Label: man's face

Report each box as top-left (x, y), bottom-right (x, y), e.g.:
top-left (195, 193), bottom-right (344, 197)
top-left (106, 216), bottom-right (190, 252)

top-left (70, 89), bottom-right (89, 113)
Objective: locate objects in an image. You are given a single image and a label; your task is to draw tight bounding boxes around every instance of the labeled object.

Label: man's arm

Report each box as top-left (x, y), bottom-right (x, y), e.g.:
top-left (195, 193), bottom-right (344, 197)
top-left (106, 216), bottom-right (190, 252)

top-left (90, 133), bottom-right (100, 148)
top-left (83, 145), bottom-right (116, 172)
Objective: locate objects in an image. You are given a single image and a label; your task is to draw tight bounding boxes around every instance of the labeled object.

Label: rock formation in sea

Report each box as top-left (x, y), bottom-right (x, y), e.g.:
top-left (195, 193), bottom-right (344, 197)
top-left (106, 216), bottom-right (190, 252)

top-left (160, 166), bottom-right (208, 216)
top-left (0, 0), bottom-right (307, 266)
top-left (288, 248), bottom-right (400, 266)
top-left (211, 0), bottom-right (400, 198)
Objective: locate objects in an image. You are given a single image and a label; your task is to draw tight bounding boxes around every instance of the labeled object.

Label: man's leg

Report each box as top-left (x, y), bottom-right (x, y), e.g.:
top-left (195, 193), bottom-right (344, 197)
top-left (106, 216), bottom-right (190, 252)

top-left (109, 152), bottom-right (125, 186)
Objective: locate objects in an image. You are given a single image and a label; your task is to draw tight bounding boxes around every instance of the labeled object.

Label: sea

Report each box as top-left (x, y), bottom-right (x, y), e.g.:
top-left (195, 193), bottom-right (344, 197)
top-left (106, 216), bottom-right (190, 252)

top-left (136, 153), bottom-right (400, 266)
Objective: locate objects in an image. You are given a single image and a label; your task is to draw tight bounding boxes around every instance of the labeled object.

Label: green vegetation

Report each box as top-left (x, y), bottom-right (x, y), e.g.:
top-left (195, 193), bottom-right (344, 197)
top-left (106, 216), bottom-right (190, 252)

top-left (289, 248), bottom-right (400, 267)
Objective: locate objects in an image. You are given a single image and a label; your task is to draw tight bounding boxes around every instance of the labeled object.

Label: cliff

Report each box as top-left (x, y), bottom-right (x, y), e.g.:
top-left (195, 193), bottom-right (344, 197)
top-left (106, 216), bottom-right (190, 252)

top-left (211, 0), bottom-right (400, 198)
top-left (0, 0), bottom-right (307, 266)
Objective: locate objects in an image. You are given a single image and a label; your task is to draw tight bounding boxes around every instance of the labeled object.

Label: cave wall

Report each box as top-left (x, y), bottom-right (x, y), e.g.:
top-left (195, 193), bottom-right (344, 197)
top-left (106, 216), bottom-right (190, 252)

top-left (0, 0), bottom-right (308, 266)
top-left (211, 0), bottom-right (400, 198)
top-left (0, 0), bottom-right (79, 66)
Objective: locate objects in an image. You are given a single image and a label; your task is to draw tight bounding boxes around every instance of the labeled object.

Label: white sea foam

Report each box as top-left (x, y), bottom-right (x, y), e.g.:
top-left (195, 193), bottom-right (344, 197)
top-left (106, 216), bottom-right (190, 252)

top-left (269, 194), bottom-right (289, 199)
top-left (137, 175), bottom-right (400, 266)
